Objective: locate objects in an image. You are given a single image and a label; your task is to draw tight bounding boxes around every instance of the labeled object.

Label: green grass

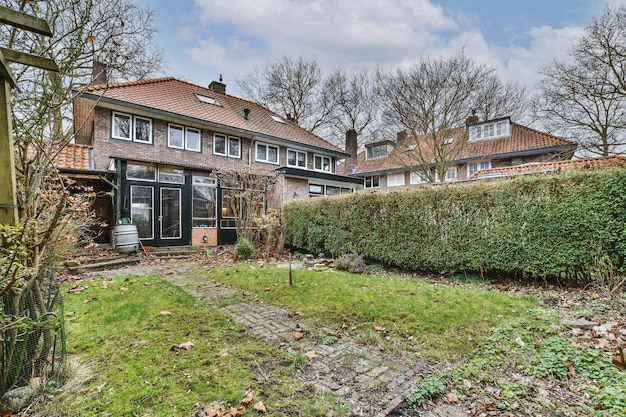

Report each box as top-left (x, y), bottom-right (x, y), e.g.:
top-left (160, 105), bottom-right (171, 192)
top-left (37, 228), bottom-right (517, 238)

top-left (202, 264), bottom-right (538, 361)
top-left (38, 275), bottom-right (346, 416)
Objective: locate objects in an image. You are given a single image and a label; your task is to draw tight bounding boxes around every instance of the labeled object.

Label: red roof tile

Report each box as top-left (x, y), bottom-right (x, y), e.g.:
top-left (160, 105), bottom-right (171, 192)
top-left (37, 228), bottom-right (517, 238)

top-left (28, 142), bottom-right (92, 170)
top-left (471, 155), bottom-right (626, 178)
top-left (79, 77), bottom-right (346, 155)
top-left (354, 121), bottom-right (576, 174)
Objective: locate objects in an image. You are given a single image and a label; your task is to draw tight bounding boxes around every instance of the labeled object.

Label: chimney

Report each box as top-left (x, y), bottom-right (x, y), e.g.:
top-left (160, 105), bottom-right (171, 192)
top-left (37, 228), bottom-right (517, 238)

top-left (465, 110), bottom-right (479, 126)
top-left (209, 74), bottom-right (226, 95)
top-left (344, 129), bottom-right (358, 174)
top-left (286, 113), bottom-right (296, 123)
top-left (243, 108), bottom-right (250, 120)
top-left (92, 61), bottom-right (108, 85)
top-left (396, 130), bottom-right (407, 142)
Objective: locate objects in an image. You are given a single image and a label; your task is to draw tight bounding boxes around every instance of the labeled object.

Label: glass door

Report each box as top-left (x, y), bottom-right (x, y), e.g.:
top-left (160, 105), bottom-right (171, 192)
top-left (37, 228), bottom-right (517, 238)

top-left (160, 187), bottom-right (182, 242)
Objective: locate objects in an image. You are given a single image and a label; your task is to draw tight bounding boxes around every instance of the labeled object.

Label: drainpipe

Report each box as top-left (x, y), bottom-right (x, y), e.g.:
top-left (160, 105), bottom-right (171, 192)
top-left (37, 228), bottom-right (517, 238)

top-left (115, 159), bottom-right (122, 223)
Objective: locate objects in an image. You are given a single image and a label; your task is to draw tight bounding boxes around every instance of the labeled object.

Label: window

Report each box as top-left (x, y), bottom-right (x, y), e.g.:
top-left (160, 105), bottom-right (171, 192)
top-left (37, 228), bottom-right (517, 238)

top-left (126, 162), bottom-right (156, 181)
top-left (387, 172), bottom-right (405, 187)
top-left (467, 161), bottom-right (491, 177)
top-left (309, 184), bottom-right (324, 196)
top-left (287, 149), bottom-right (307, 168)
top-left (192, 176), bottom-right (217, 228)
top-left (366, 144), bottom-right (390, 159)
top-left (469, 120), bottom-right (510, 142)
top-left (221, 188), bottom-right (239, 229)
top-left (195, 93), bottom-right (221, 106)
top-left (158, 166), bottom-right (185, 184)
top-left (168, 124), bottom-right (202, 152)
top-left (213, 134), bottom-right (240, 158)
top-left (410, 171), bottom-right (429, 184)
top-left (364, 175), bottom-right (380, 189)
top-left (256, 142), bottom-right (279, 164)
top-left (130, 185), bottom-right (153, 239)
top-left (112, 112), bottom-right (152, 144)
top-left (435, 167), bottom-right (458, 182)
top-left (314, 154), bottom-right (332, 172)
top-left (269, 113), bottom-right (285, 123)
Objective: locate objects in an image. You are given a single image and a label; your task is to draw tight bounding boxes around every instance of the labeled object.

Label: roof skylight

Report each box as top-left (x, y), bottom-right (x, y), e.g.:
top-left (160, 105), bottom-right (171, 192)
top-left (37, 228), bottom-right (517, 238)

top-left (194, 93), bottom-right (221, 106)
top-left (269, 113), bottom-right (285, 123)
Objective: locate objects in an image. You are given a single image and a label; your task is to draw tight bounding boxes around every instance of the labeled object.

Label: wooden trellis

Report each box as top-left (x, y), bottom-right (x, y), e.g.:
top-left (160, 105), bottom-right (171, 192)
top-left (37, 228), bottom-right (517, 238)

top-left (0, 6), bottom-right (58, 225)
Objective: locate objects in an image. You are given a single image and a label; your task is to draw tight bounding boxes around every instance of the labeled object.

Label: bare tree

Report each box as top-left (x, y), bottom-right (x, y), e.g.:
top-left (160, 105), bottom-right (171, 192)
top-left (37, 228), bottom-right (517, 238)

top-left (533, 4), bottom-right (626, 156)
top-left (473, 73), bottom-right (528, 122)
top-left (376, 52), bottom-right (514, 183)
top-left (237, 56), bottom-right (331, 133)
top-left (323, 68), bottom-right (382, 146)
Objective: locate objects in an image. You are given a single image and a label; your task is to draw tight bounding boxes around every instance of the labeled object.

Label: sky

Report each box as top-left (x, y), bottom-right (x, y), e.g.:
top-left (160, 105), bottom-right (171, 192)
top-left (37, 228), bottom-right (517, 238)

top-left (140, 0), bottom-right (620, 97)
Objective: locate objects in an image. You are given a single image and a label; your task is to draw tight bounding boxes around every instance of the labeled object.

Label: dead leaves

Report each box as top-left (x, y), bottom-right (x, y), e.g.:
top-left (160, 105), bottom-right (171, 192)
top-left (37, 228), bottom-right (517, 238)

top-left (170, 341), bottom-right (194, 352)
top-left (194, 392), bottom-right (266, 417)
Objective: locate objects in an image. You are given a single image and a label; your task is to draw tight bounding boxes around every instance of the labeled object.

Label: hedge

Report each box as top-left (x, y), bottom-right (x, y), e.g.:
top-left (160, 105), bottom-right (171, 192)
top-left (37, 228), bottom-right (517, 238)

top-left (283, 170), bottom-right (626, 281)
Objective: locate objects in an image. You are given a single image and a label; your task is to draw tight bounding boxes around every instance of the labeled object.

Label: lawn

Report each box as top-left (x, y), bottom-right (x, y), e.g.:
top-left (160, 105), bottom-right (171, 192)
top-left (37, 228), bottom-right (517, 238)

top-left (38, 274), bottom-right (345, 416)
top-left (33, 262), bottom-right (626, 416)
top-left (201, 264), bottom-right (538, 361)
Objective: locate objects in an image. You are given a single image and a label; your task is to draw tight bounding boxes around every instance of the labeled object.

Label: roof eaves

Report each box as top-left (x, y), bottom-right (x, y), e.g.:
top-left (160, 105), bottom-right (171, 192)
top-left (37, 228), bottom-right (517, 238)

top-left (457, 143), bottom-right (578, 164)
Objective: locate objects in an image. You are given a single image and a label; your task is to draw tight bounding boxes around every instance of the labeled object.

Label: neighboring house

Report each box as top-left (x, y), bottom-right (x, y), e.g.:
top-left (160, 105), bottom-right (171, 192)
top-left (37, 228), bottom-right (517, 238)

top-left (68, 76), bottom-right (361, 247)
top-left (350, 116), bottom-right (577, 189)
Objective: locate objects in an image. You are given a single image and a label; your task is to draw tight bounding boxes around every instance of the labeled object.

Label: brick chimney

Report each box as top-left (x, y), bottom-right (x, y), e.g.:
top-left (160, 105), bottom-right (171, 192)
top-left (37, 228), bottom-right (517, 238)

top-left (344, 129), bottom-right (358, 174)
top-left (92, 61), bottom-right (107, 85)
top-left (396, 130), bottom-right (407, 142)
top-left (209, 75), bottom-right (226, 95)
top-left (465, 110), bottom-right (479, 126)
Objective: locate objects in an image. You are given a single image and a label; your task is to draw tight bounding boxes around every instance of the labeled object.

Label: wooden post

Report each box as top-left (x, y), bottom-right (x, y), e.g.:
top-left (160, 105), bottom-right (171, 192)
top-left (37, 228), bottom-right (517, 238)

top-left (0, 6), bottom-right (57, 226)
top-left (0, 78), bottom-right (18, 225)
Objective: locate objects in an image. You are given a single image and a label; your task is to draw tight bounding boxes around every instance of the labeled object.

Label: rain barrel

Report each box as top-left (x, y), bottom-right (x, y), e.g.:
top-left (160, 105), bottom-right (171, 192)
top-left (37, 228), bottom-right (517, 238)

top-left (113, 224), bottom-right (139, 253)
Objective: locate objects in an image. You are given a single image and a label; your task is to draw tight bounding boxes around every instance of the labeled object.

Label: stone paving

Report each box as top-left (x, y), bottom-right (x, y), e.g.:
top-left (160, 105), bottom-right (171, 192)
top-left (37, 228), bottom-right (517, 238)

top-left (85, 260), bottom-right (465, 417)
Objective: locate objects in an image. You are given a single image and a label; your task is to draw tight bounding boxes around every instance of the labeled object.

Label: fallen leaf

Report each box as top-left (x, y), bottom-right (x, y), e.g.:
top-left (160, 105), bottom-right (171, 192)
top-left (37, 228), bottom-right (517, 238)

top-left (447, 392), bottom-right (458, 403)
top-left (463, 379), bottom-right (472, 389)
top-left (96, 382), bottom-right (107, 392)
top-left (377, 344), bottom-right (385, 351)
top-left (264, 287), bottom-right (271, 292)
top-left (294, 332), bottom-right (304, 341)
top-left (120, 286), bottom-right (129, 291)
top-left (304, 351), bottom-right (317, 359)
top-left (82, 299), bottom-right (90, 304)
top-left (160, 311), bottom-right (172, 316)
top-left (254, 402), bottom-right (267, 413)
top-left (241, 389), bottom-right (255, 405)
top-left (568, 363), bottom-right (576, 376)
top-left (178, 341), bottom-right (194, 350)
top-left (374, 326), bottom-right (387, 332)
top-left (66, 311), bottom-right (75, 316)
top-left (539, 388), bottom-right (549, 397)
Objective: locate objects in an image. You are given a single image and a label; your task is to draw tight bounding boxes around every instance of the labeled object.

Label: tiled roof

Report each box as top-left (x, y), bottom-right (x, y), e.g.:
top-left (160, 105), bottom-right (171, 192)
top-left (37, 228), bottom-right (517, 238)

top-left (78, 77), bottom-right (346, 155)
top-left (28, 143), bottom-right (92, 170)
top-left (353, 122), bottom-right (576, 175)
top-left (471, 155), bottom-right (626, 178)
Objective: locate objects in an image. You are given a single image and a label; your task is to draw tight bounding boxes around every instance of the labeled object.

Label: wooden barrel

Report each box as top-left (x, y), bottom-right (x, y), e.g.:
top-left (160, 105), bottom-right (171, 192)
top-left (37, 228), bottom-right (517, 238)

top-left (113, 224), bottom-right (139, 253)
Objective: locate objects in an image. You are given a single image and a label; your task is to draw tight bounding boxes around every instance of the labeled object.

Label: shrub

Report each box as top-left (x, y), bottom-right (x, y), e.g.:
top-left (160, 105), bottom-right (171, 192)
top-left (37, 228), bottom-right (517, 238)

top-left (235, 237), bottom-right (254, 260)
top-left (334, 252), bottom-right (366, 274)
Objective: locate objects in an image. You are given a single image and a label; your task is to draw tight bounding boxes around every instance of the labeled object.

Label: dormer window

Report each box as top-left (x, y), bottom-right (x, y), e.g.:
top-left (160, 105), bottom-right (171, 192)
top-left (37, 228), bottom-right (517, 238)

top-left (366, 142), bottom-right (392, 159)
top-left (195, 93), bottom-right (221, 106)
top-left (469, 119), bottom-right (510, 142)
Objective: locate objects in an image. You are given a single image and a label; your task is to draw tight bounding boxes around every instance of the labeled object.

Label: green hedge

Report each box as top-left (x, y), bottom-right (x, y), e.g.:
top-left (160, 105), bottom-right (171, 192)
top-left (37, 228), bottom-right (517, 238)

top-left (284, 170), bottom-right (626, 281)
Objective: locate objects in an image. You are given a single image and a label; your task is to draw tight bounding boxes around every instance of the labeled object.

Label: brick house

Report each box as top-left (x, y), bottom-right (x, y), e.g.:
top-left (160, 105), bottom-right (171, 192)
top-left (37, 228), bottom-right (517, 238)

top-left (349, 116), bottom-right (578, 189)
top-left (70, 77), bottom-right (361, 247)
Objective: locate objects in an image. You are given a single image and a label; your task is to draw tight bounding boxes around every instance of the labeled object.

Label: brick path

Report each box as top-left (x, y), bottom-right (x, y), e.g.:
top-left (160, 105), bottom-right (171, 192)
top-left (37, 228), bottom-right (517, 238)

top-left (88, 261), bottom-right (458, 417)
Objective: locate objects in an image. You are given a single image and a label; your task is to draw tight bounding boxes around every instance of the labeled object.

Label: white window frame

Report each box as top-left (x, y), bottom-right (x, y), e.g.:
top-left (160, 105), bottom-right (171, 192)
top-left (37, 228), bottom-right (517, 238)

top-left (287, 149), bottom-right (307, 168)
top-left (435, 167), bottom-right (458, 182)
top-left (167, 124), bottom-right (185, 149)
top-left (469, 120), bottom-right (511, 142)
top-left (112, 112), bottom-right (152, 144)
top-left (185, 127), bottom-right (201, 152)
top-left (468, 160), bottom-right (492, 178)
top-left (387, 172), bottom-right (405, 187)
top-left (314, 154), bottom-right (333, 172)
top-left (133, 116), bottom-right (153, 144)
top-left (213, 134), bottom-right (240, 158)
top-left (112, 112), bottom-right (131, 140)
top-left (364, 175), bottom-right (380, 189)
top-left (410, 171), bottom-right (429, 184)
top-left (256, 142), bottom-right (279, 164)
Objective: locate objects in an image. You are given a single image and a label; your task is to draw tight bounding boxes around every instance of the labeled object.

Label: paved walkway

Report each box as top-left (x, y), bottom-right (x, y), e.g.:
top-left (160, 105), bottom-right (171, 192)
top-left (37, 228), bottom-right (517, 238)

top-left (87, 260), bottom-right (465, 417)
